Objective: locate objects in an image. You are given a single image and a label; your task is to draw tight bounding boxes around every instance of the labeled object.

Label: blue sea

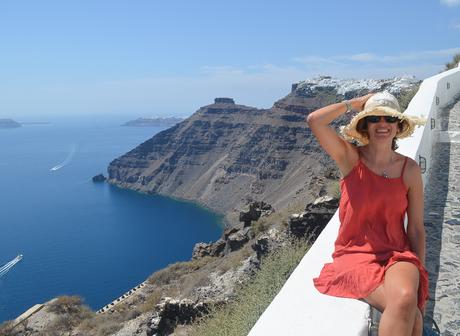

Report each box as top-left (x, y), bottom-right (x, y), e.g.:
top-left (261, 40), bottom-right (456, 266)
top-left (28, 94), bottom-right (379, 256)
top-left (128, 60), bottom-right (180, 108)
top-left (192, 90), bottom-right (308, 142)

top-left (0, 116), bottom-right (223, 323)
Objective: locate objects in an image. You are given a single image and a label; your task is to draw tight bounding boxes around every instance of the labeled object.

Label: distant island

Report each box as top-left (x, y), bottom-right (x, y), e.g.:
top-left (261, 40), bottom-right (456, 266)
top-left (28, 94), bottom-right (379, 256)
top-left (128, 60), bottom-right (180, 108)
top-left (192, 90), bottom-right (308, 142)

top-left (122, 117), bottom-right (184, 127)
top-left (0, 119), bottom-right (21, 128)
top-left (20, 122), bottom-right (52, 125)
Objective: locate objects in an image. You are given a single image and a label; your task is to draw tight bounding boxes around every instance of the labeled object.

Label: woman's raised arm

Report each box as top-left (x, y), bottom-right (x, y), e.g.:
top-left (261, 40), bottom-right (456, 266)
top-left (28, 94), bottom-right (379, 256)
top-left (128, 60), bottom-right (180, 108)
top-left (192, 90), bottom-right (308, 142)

top-left (306, 94), bottom-right (373, 174)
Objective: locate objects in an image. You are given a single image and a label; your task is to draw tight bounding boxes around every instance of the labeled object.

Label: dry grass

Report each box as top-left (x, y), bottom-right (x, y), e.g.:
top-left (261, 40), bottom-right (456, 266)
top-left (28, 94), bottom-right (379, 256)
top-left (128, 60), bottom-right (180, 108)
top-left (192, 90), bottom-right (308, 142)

top-left (45, 296), bottom-right (93, 333)
top-left (148, 256), bottom-right (215, 287)
top-left (145, 255), bottom-right (220, 301)
top-left (109, 301), bottom-right (141, 322)
top-left (139, 291), bottom-right (164, 313)
top-left (77, 313), bottom-right (122, 336)
top-left (47, 295), bottom-right (87, 315)
top-left (0, 321), bottom-right (16, 336)
top-left (214, 243), bottom-right (253, 275)
top-left (146, 242), bottom-right (255, 300)
top-left (188, 237), bottom-right (312, 336)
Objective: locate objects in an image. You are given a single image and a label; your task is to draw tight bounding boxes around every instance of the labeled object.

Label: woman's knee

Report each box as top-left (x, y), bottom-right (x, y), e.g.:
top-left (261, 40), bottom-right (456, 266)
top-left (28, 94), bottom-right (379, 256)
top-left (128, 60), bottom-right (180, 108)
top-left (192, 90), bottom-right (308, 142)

top-left (384, 261), bottom-right (420, 311)
top-left (389, 285), bottom-right (418, 310)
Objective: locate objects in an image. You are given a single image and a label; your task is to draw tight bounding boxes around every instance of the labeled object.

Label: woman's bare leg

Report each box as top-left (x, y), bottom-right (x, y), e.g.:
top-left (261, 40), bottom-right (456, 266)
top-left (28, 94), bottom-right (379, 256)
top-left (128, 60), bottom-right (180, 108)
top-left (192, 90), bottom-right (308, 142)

top-left (411, 308), bottom-right (423, 336)
top-left (362, 261), bottom-right (420, 336)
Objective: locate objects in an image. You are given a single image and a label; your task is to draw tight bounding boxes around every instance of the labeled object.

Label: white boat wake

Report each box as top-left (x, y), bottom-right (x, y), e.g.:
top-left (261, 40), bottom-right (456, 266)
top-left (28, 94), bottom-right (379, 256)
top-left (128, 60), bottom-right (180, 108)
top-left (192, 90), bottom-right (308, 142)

top-left (0, 254), bottom-right (23, 278)
top-left (50, 143), bottom-right (77, 171)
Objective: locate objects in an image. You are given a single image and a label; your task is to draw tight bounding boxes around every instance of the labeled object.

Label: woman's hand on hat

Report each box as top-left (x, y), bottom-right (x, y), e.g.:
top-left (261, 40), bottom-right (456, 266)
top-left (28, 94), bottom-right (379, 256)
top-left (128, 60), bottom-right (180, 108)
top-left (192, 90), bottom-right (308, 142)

top-left (350, 93), bottom-right (374, 112)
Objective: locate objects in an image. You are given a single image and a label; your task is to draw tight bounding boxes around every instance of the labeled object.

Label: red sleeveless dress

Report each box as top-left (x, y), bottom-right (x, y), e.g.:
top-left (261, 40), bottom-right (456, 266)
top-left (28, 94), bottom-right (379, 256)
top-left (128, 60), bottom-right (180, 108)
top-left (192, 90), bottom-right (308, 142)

top-left (313, 156), bottom-right (429, 312)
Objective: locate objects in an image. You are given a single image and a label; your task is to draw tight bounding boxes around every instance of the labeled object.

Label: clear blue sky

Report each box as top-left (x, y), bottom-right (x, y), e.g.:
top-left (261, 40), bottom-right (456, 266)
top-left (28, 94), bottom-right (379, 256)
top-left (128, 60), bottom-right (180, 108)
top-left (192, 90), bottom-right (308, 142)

top-left (1, 0), bottom-right (459, 119)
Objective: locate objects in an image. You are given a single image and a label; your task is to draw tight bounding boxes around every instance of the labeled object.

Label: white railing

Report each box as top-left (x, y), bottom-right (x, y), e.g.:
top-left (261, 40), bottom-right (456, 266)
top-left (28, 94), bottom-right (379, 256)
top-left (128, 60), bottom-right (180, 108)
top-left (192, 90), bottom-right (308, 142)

top-left (248, 65), bottom-right (460, 336)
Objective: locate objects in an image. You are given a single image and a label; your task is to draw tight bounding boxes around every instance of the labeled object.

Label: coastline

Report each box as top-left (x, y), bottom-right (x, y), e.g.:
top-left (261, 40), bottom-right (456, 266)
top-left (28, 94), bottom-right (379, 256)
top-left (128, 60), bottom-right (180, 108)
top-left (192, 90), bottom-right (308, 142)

top-left (107, 181), bottom-right (229, 230)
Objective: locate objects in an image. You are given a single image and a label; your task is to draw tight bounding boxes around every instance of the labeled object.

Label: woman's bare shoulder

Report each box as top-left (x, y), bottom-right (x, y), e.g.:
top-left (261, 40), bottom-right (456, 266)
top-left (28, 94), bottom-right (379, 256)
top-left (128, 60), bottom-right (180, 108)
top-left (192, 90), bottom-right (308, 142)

top-left (404, 156), bottom-right (421, 173)
top-left (401, 156), bottom-right (422, 188)
top-left (394, 153), bottom-right (418, 168)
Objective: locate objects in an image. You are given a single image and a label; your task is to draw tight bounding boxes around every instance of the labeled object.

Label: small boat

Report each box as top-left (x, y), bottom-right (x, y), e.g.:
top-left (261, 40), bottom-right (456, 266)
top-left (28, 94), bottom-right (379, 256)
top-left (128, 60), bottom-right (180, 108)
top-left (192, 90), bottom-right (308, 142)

top-left (0, 254), bottom-right (23, 277)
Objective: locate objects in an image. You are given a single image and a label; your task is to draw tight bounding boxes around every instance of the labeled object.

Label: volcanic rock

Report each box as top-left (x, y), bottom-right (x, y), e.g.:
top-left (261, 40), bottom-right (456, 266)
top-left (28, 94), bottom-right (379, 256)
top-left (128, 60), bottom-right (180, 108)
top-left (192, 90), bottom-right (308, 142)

top-left (288, 195), bottom-right (340, 238)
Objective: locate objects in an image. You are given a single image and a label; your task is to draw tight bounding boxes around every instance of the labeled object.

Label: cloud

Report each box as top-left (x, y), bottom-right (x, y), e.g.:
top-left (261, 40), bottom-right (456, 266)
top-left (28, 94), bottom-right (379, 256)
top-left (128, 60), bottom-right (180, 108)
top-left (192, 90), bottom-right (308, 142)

top-left (292, 55), bottom-right (342, 65)
top-left (440, 0), bottom-right (460, 6)
top-left (295, 47), bottom-right (460, 64)
top-left (346, 53), bottom-right (379, 62)
top-left (451, 21), bottom-right (460, 29)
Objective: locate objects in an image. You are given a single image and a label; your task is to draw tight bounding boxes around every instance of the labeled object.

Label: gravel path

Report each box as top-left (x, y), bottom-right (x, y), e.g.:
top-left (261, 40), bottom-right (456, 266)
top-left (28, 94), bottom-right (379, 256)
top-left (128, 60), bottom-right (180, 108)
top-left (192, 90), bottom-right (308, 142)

top-left (424, 96), bottom-right (460, 335)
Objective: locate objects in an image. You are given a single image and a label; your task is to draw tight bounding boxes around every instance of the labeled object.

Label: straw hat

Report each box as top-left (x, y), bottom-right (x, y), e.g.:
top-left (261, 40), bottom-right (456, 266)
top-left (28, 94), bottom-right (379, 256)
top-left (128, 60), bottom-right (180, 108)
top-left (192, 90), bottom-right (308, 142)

top-left (340, 91), bottom-right (426, 145)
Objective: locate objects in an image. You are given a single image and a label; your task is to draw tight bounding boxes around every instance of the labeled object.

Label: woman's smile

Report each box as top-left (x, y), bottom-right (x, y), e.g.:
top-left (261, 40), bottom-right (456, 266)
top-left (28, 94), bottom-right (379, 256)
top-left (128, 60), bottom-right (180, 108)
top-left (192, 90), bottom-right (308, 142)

top-left (369, 122), bottom-right (396, 140)
top-left (375, 128), bottom-right (390, 134)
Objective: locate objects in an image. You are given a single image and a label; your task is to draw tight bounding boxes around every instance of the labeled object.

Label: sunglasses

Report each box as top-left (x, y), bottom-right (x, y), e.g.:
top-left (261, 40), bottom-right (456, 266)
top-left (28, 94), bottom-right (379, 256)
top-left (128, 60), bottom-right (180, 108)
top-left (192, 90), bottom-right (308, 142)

top-left (365, 115), bottom-right (400, 123)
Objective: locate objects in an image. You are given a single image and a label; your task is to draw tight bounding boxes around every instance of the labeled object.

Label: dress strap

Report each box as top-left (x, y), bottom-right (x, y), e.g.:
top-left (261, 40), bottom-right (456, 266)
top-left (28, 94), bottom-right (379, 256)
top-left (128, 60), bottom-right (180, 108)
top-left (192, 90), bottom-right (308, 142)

top-left (400, 156), bottom-right (408, 178)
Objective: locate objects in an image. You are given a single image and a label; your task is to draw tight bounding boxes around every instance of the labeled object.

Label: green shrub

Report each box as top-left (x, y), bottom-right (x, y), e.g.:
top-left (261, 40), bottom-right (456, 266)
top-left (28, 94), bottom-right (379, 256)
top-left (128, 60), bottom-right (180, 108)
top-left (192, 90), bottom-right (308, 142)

top-left (189, 236), bottom-right (311, 336)
top-left (445, 53), bottom-right (460, 71)
top-left (252, 217), bottom-right (270, 235)
top-left (326, 180), bottom-right (341, 199)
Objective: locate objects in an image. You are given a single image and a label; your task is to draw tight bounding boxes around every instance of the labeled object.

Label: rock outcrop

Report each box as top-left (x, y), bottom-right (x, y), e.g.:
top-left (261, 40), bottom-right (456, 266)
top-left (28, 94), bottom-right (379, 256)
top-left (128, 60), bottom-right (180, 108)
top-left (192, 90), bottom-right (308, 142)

top-left (147, 298), bottom-right (210, 336)
top-left (192, 240), bottom-right (226, 259)
top-left (252, 227), bottom-right (289, 260)
top-left (192, 223), bottom-right (257, 260)
top-left (239, 201), bottom-right (274, 227)
top-left (288, 195), bottom-right (340, 239)
top-left (92, 174), bottom-right (107, 183)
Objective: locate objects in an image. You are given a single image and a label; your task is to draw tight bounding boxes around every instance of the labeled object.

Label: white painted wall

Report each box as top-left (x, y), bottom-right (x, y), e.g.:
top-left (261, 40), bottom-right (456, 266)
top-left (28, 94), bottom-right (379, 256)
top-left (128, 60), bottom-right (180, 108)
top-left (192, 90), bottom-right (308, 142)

top-left (248, 66), bottom-right (460, 336)
top-left (400, 65), bottom-right (460, 184)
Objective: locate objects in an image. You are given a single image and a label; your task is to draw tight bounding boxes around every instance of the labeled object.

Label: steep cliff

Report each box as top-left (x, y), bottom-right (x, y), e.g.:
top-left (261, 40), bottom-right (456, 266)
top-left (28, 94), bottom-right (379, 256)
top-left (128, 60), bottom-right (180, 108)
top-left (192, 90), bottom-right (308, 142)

top-left (108, 76), bottom-right (419, 228)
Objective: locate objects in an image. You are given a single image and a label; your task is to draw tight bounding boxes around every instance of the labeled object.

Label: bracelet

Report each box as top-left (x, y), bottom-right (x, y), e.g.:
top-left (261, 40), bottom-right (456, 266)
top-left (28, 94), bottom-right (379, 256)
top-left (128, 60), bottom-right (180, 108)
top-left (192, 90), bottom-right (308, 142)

top-left (343, 100), bottom-right (353, 113)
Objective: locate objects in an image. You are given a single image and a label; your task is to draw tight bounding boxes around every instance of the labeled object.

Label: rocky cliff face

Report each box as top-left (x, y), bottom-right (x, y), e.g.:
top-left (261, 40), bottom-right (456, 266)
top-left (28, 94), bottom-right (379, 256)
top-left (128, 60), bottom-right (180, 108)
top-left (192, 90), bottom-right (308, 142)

top-left (107, 76), bottom-right (419, 228)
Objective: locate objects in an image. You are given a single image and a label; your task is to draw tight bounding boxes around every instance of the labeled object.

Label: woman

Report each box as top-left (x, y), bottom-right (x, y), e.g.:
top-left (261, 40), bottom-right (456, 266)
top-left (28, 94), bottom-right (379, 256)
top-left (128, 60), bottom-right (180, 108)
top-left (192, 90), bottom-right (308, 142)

top-left (307, 91), bottom-right (428, 336)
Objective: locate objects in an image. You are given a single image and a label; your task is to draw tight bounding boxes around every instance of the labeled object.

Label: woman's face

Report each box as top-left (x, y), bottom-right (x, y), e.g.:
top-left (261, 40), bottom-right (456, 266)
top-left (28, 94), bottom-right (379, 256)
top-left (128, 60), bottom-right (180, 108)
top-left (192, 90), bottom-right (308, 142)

top-left (365, 116), bottom-right (399, 144)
